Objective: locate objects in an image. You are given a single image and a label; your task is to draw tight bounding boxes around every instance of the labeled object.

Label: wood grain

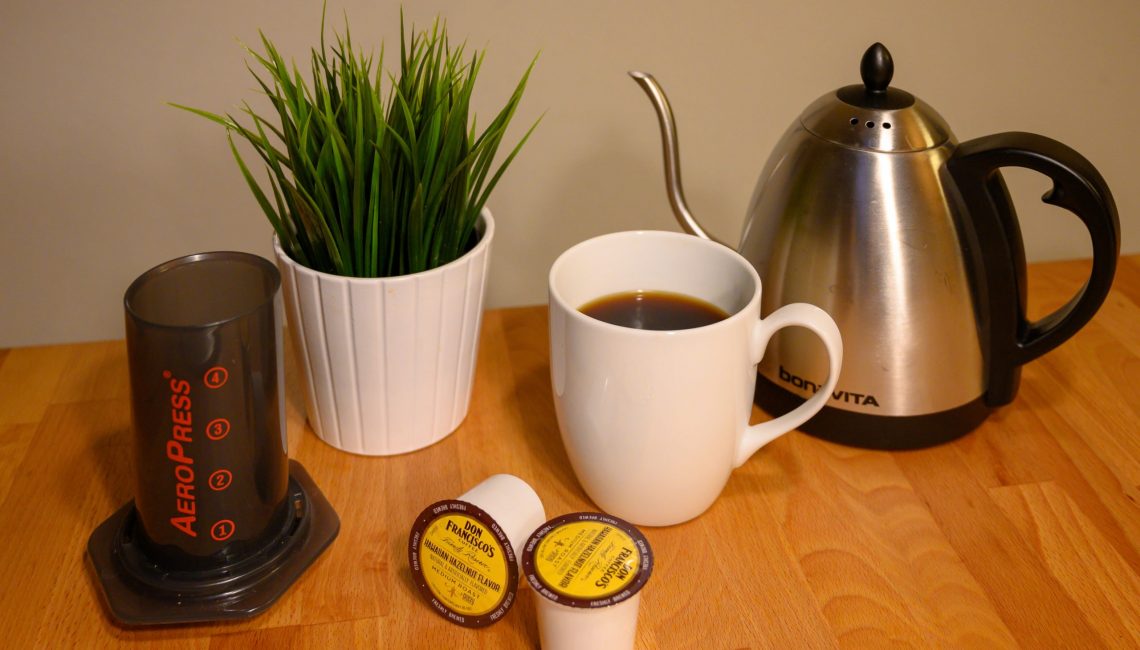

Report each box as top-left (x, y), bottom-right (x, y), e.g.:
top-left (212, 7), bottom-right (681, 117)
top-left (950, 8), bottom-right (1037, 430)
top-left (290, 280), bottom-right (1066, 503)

top-left (0, 256), bottom-right (1138, 648)
top-left (991, 482), bottom-right (1140, 646)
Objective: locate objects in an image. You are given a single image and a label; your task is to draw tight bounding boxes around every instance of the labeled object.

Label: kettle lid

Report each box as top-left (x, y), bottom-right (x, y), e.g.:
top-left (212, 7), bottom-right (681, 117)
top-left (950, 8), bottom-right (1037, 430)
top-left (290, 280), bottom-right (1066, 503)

top-left (800, 43), bottom-right (954, 152)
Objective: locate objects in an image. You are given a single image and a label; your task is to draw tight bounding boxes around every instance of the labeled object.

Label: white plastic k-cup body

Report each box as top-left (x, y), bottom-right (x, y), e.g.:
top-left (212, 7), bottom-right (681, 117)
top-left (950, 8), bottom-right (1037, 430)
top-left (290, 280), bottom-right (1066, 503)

top-left (522, 512), bottom-right (653, 650)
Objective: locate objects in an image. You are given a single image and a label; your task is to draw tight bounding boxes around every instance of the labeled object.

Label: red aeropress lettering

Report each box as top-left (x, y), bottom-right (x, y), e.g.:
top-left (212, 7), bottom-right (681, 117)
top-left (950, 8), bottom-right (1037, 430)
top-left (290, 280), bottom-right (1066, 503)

top-left (166, 373), bottom-right (197, 537)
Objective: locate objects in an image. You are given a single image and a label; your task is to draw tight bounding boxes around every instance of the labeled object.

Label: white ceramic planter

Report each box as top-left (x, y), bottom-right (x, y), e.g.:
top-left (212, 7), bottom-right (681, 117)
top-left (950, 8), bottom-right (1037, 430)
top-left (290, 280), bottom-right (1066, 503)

top-left (273, 209), bottom-right (493, 455)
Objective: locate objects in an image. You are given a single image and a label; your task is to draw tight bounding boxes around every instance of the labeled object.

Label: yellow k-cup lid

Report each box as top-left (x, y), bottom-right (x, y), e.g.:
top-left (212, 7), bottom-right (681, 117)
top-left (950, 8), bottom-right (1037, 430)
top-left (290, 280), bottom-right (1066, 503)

top-left (408, 499), bottom-right (518, 627)
top-left (522, 512), bottom-right (653, 608)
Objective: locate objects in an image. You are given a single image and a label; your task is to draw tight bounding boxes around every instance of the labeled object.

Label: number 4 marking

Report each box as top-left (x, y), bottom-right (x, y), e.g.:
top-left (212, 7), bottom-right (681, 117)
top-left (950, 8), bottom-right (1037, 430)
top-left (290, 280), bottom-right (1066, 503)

top-left (204, 366), bottom-right (228, 389)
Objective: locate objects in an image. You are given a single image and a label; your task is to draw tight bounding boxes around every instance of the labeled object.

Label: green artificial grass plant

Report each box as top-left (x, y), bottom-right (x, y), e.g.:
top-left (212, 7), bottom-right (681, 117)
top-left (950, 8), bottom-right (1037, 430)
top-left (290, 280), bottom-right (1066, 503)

top-left (175, 12), bottom-right (537, 277)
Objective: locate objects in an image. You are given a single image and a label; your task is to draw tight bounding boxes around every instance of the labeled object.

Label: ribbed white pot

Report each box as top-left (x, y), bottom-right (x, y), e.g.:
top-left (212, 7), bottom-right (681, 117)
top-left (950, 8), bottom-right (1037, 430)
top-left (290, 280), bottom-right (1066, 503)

top-left (273, 210), bottom-right (493, 455)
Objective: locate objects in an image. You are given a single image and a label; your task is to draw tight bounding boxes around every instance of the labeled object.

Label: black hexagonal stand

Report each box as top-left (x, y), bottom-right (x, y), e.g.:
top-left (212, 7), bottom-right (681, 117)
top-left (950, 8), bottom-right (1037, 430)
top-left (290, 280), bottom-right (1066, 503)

top-left (87, 460), bottom-right (339, 626)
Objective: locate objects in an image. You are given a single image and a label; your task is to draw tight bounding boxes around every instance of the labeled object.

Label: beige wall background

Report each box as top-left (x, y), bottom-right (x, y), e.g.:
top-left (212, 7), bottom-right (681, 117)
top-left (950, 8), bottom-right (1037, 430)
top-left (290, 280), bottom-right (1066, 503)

top-left (2, 0), bottom-right (1137, 346)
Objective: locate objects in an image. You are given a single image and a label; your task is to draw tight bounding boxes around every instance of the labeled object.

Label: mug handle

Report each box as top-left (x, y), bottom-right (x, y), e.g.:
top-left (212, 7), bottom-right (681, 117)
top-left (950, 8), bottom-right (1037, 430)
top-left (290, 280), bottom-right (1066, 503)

top-left (734, 303), bottom-right (843, 468)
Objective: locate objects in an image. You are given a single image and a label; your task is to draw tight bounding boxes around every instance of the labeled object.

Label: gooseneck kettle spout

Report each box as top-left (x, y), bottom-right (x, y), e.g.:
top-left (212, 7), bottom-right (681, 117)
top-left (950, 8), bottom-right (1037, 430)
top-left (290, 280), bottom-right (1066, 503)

top-left (629, 71), bottom-right (726, 246)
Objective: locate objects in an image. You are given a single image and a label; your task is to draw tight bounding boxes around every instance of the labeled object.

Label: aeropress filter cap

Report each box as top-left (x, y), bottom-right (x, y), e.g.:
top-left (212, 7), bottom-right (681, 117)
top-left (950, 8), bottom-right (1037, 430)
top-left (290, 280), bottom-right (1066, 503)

top-left (87, 252), bottom-right (339, 625)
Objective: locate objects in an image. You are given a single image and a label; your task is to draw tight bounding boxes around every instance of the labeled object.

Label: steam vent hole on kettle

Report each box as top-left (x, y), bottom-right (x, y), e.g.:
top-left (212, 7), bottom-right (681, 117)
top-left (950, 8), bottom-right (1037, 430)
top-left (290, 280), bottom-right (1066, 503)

top-left (849, 117), bottom-right (891, 129)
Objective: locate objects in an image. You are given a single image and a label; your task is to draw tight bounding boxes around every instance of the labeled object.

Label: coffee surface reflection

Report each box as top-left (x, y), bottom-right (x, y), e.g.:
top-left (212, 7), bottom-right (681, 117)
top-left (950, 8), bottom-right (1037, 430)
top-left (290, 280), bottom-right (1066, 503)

top-left (579, 290), bottom-right (728, 331)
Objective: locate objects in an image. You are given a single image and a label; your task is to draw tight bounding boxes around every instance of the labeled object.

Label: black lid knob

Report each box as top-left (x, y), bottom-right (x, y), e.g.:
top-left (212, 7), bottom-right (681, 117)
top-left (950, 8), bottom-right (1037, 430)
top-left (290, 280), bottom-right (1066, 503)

top-left (860, 43), bottom-right (893, 94)
top-left (836, 42), bottom-right (913, 110)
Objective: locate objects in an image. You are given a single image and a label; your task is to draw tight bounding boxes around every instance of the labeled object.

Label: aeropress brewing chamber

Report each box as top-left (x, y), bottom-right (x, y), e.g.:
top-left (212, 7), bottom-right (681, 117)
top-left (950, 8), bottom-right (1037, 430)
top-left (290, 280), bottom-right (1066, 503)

top-left (87, 252), bottom-right (339, 625)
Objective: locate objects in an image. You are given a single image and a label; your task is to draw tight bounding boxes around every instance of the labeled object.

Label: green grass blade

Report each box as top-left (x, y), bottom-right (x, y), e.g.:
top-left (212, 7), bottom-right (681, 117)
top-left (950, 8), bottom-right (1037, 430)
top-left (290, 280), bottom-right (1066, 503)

top-left (175, 10), bottom-right (537, 277)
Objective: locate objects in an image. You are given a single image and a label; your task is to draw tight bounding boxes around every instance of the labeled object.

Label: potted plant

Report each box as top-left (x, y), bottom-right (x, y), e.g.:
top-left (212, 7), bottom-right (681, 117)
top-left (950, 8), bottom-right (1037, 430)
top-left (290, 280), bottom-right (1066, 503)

top-left (175, 13), bottom-right (537, 455)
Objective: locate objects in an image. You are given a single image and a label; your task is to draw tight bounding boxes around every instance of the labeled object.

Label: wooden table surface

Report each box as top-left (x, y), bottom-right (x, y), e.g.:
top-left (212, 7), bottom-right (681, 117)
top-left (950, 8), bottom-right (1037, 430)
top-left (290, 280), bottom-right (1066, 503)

top-left (1, 255), bottom-right (1138, 648)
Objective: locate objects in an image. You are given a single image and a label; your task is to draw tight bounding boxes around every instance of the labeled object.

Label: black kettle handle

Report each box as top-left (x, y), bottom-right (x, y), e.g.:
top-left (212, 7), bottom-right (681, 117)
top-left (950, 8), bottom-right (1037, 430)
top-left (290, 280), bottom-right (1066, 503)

top-left (946, 131), bottom-right (1120, 407)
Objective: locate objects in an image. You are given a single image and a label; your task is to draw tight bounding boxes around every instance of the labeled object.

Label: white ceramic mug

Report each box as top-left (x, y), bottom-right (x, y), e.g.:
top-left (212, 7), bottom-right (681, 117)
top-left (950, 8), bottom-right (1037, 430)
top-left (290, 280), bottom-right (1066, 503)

top-left (548, 231), bottom-right (843, 526)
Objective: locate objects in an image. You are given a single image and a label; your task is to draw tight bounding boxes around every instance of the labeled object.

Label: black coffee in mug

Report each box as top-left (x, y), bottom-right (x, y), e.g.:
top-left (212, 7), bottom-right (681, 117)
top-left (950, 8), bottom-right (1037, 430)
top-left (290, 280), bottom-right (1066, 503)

top-left (579, 290), bottom-right (729, 330)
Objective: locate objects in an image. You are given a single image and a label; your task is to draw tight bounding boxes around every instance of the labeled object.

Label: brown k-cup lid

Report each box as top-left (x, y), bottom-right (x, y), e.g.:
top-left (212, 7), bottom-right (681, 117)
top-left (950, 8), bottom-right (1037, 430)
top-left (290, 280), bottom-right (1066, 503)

top-left (522, 512), bottom-right (653, 608)
top-left (408, 499), bottom-right (519, 627)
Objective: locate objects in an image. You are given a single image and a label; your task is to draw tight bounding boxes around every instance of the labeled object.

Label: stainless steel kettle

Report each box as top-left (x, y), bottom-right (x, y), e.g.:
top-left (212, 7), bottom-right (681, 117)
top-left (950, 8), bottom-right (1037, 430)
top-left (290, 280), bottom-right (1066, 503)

top-left (631, 43), bottom-right (1120, 449)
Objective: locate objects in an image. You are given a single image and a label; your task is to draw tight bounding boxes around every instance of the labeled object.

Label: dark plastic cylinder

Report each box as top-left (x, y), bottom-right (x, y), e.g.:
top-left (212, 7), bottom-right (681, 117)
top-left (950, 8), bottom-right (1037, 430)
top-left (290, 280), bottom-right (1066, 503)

top-left (124, 252), bottom-right (288, 569)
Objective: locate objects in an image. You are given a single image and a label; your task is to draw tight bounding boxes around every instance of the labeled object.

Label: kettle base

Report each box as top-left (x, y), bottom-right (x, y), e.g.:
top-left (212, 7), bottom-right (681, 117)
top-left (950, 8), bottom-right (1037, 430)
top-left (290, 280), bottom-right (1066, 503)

top-left (754, 376), bottom-right (991, 450)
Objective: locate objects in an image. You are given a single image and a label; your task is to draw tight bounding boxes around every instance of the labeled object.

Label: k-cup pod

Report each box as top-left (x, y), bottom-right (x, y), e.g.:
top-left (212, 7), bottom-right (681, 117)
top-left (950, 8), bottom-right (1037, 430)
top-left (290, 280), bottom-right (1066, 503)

top-left (408, 474), bottom-right (546, 627)
top-left (522, 512), bottom-right (653, 650)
